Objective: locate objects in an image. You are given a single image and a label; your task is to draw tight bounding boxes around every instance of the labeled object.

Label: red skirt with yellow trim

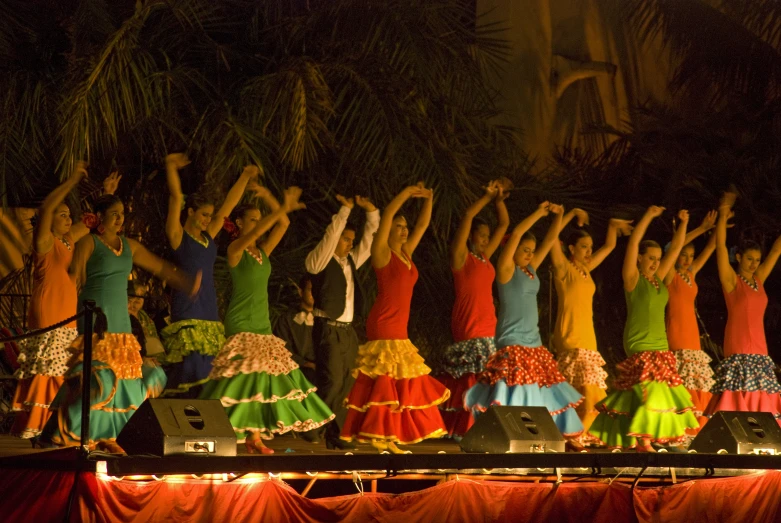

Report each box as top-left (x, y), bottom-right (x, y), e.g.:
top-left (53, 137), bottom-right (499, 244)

top-left (340, 339), bottom-right (450, 444)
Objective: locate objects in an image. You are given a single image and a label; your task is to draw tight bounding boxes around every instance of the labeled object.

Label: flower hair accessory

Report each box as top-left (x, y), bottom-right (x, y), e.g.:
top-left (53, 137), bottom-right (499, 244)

top-left (82, 213), bottom-right (98, 229)
top-left (223, 217), bottom-right (239, 240)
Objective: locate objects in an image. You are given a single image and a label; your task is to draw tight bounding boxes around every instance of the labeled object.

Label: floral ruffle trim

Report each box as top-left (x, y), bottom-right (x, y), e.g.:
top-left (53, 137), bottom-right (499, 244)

top-left (353, 339), bottom-right (431, 380)
top-left (477, 345), bottom-right (566, 388)
top-left (710, 353), bottom-right (781, 394)
top-left (438, 337), bottom-right (496, 379)
top-left (208, 332), bottom-right (298, 379)
top-left (14, 327), bottom-right (79, 379)
top-left (66, 333), bottom-right (143, 380)
top-left (555, 348), bottom-right (608, 389)
top-left (673, 348), bottom-right (715, 392)
top-left (161, 319), bottom-right (226, 361)
top-left (613, 350), bottom-right (683, 391)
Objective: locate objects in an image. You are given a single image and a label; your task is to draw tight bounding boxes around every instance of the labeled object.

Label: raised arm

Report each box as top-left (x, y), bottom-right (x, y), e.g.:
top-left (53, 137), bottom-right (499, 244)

top-left (69, 233), bottom-right (95, 293)
top-left (658, 210), bottom-right (689, 281)
top-left (371, 184), bottom-right (425, 269)
top-left (404, 186), bottom-right (433, 257)
top-left (164, 153), bottom-right (190, 250)
top-left (207, 165), bottom-right (258, 239)
top-left (253, 184), bottom-right (291, 256)
top-left (496, 202), bottom-right (549, 284)
top-left (589, 218), bottom-right (633, 271)
top-left (715, 200), bottom-right (737, 293)
top-left (690, 228), bottom-right (717, 277)
top-left (548, 208), bottom-right (583, 279)
top-left (756, 234), bottom-right (781, 283)
top-left (305, 196), bottom-right (353, 274)
top-left (352, 196), bottom-right (380, 269)
top-left (128, 238), bottom-right (201, 297)
top-left (684, 210), bottom-right (717, 246)
top-left (451, 181), bottom-right (498, 270)
top-left (530, 204), bottom-right (567, 271)
top-left (35, 162), bottom-right (88, 254)
top-left (483, 188), bottom-right (510, 260)
top-left (623, 206), bottom-right (664, 291)
top-left (226, 187), bottom-right (305, 266)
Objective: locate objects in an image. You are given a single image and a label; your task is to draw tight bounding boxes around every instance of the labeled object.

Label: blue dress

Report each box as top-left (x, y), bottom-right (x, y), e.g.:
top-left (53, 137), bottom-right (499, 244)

top-left (464, 265), bottom-right (585, 437)
top-left (161, 231), bottom-right (226, 394)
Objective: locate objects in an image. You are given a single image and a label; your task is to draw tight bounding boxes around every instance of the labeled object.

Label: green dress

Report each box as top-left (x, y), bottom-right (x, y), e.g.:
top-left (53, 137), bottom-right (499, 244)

top-left (588, 276), bottom-right (698, 448)
top-left (199, 249), bottom-right (334, 441)
top-left (41, 235), bottom-right (167, 446)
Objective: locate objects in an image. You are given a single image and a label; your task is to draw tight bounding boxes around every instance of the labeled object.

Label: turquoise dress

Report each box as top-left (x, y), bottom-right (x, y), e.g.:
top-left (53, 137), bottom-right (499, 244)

top-left (589, 276), bottom-right (698, 448)
top-left (199, 249), bottom-right (334, 441)
top-left (41, 235), bottom-right (167, 446)
top-left (464, 265), bottom-right (584, 437)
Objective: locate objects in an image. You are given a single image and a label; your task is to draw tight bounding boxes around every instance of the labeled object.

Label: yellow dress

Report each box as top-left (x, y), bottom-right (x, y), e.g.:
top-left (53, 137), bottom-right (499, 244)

top-left (553, 262), bottom-right (608, 434)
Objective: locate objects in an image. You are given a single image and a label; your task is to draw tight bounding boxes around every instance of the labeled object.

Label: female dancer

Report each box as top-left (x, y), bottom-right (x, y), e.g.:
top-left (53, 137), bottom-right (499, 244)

top-left (464, 203), bottom-right (585, 443)
top-left (549, 213), bottom-right (633, 441)
top-left (703, 194), bottom-right (781, 425)
top-left (588, 205), bottom-right (698, 451)
top-left (40, 193), bottom-right (199, 450)
top-left (199, 187), bottom-right (334, 454)
top-left (436, 180), bottom-right (509, 439)
top-left (340, 183), bottom-right (450, 454)
top-left (161, 154), bottom-right (257, 396)
top-left (11, 163), bottom-right (119, 439)
top-left (663, 211), bottom-right (717, 432)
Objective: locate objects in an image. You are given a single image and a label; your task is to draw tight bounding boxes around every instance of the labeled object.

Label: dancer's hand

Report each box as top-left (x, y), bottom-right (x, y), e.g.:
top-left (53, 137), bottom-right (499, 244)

top-left (336, 194), bottom-right (355, 209)
top-left (610, 218), bottom-right (634, 237)
top-left (355, 195), bottom-right (377, 212)
top-left (284, 186), bottom-right (306, 212)
top-left (165, 153), bottom-right (190, 170)
top-left (102, 171), bottom-right (121, 195)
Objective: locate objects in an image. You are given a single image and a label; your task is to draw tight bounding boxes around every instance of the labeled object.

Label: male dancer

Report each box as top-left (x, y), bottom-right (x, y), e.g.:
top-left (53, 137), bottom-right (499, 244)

top-left (305, 194), bottom-right (379, 449)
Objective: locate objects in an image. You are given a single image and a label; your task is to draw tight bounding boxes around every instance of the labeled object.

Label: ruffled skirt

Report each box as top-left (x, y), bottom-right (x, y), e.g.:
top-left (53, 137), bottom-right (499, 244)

top-left (556, 347), bottom-right (608, 437)
top-left (588, 350), bottom-right (699, 448)
top-left (464, 345), bottom-right (584, 438)
top-left (161, 319), bottom-right (225, 394)
top-left (703, 353), bottom-right (781, 427)
top-left (39, 333), bottom-right (167, 446)
top-left (435, 337), bottom-right (497, 438)
top-left (341, 339), bottom-right (449, 444)
top-left (199, 332), bottom-right (334, 441)
top-left (672, 348), bottom-right (715, 432)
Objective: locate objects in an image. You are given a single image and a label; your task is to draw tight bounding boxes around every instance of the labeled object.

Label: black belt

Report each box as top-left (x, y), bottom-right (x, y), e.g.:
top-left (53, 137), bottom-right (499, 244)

top-left (321, 318), bottom-right (351, 328)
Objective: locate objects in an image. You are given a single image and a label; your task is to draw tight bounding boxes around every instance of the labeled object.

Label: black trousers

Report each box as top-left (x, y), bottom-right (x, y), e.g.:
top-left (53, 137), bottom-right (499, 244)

top-left (312, 319), bottom-right (359, 441)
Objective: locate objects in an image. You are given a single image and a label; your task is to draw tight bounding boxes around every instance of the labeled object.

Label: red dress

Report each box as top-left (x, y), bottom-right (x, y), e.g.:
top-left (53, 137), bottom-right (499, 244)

top-left (437, 253), bottom-right (498, 437)
top-left (341, 252), bottom-right (449, 444)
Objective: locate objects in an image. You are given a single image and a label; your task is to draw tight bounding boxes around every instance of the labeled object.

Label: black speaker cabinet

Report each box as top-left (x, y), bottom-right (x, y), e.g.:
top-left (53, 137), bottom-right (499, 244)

top-left (460, 406), bottom-right (565, 453)
top-left (689, 411), bottom-right (781, 455)
top-left (117, 399), bottom-right (237, 457)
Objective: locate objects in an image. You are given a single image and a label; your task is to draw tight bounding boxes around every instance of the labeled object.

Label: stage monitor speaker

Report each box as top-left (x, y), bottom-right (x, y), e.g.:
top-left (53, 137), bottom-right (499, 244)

top-left (689, 411), bottom-right (781, 455)
top-left (117, 399), bottom-right (237, 457)
top-left (459, 406), bottom-right (565, 453)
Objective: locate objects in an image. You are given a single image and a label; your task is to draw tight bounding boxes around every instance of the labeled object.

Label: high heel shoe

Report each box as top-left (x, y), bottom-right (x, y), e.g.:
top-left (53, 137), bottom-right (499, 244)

top-left (371, 440), bottom-right (389, 453)
top-left (387, 442), bottom-right (411, 454)
top-left (635, 439), bottom-right (656, 453)
top-left (245, 438), bottom-right (274, 455)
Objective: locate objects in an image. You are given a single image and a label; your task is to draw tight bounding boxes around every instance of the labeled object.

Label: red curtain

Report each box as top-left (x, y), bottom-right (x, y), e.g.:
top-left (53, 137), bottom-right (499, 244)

top-left (2, 468), bottom-right (780, 522)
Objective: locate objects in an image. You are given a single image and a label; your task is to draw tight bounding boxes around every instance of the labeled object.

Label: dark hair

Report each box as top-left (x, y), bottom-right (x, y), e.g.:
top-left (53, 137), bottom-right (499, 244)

top-left (231, 203), bottom-right (259, 222)
top-left (94, 194), bottom-right (122, 216)
top-left (392, 214), bottom-right (407, 224)
top-left (639, 239), bottom-right (661, 255)
top-left (471, 217), bottom-right (490, 235)
top-left (681, 241), bottom-right (696, 254)
top-left (737, 240), bottom-right (762, 256)
top-left (343, 221), bottom-right (358, 234)
top-left (566, 229), bottom-right (592, 249)
top-left (520, 231), bottom-right (536, 243)
top-left (185, 193), bottom-right (215, 215)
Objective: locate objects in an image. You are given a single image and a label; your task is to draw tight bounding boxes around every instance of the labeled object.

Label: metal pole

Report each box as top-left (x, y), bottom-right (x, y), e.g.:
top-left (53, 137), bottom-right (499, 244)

top-left (80, 300), bottom-right (96, 453)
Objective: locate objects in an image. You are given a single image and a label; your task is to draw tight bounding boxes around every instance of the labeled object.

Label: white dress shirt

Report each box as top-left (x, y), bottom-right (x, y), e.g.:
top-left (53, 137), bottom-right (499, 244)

top-left (305, 206), bottom-right (380, 323)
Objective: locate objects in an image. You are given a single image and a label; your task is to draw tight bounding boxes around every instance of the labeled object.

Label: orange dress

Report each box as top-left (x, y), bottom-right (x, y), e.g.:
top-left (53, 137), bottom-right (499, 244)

top-left (665, 270), bottom-right (714, 431)
top-left (11, 236), bottom-right (79, 438)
